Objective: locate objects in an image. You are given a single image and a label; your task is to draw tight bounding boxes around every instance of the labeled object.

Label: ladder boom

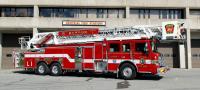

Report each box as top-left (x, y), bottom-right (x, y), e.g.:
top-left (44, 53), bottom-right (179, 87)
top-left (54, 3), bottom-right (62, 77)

top-left (19, 21), bottom-right (185, 50)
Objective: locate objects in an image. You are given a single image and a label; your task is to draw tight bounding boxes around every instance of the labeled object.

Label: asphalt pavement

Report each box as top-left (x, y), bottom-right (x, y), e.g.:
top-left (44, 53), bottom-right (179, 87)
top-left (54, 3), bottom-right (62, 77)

top-left (0, 68), bottom-right (200, 90)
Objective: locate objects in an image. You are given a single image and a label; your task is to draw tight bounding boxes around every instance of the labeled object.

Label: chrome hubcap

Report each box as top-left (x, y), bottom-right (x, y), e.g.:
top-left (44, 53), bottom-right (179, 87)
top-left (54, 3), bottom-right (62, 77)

top-left (52, 66), bottom-right (58, 74)
top-left (38, 65), bottom-right (45, 74)
top-left (123, 67), bottom-right (132, 77)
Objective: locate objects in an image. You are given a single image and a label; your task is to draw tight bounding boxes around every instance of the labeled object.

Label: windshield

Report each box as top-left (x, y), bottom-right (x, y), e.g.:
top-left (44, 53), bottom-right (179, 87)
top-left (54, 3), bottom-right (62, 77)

top-left (151, 41), bottom-right (158, 52)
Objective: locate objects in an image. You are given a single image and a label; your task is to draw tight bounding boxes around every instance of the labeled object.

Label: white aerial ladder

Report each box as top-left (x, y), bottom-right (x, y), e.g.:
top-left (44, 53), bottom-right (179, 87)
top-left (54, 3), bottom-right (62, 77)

top-left (19, 26), bottom-right (161, 50)
top-left (18, 21), bottom-right (186, 50)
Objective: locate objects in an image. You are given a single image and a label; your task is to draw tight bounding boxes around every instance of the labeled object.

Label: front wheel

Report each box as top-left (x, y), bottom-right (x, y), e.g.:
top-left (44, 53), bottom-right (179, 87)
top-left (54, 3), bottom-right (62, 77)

top-left (50, 63), bottom-right (63, 76)
top-left (119, 63), bottom-right (137, 80)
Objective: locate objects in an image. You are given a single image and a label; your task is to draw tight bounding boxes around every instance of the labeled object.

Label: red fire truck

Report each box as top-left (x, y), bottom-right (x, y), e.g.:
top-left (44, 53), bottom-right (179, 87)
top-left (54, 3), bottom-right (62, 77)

top-left (13, 21), bottom-right (185, 80)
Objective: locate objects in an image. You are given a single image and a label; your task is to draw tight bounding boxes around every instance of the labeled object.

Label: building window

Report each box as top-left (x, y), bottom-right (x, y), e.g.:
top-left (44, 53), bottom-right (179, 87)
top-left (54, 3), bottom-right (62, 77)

top-left (39, 8), bottom-right (52, 17)
top-left (189, 9), bottom-right (200, 20)
top-left (63, 9), bottom-right (75, 17)
top-left (130, 9), bottom-right (184, 19)
top-left (0, 7), bottom-right (33, 17)
top-left (16, 8), bottom-right (28, 17)
top-left (106, 9), bottom-right (109, 18)
top-left (177, 10), bottom-right (184, 19)
top-left (168, 10), bottom-right (172, 19)
top-left (10, 8), bottom-right (16, 17)
top-left (80, 9), bottom-right (88, 18)
top-left (5, 8), bottom-right (11, 17)
top-left (53, 8), bottom-right (59, 17)
top-left (27, 8), bottom-right (33, 17)
top-left (139, 9), bottom-right (145, 19)
top-left (39, 7), bottom-right (125, 19)
top-left (108, 9), bottom-right (117, 18)
top-left (58, 9), bottom-right (64, 17)
top-left (161, 10), bottom-right (168, 19)
top-left (150, 10), bottom-right (159, 19)
top-left (97, 9), bottom-right (104, 18)
top-left (147, 10), bottom-right (150, 19)
top-left (135, 9), bottom-right (150, 19)
top-left (86, 9), bottom-right (89, 18)
top-left (119, 9), bottom-right (126, 18)
top-left (190, 9), bottom-right (200, 15)
top-left (159, 10), bottom-right (161, 19)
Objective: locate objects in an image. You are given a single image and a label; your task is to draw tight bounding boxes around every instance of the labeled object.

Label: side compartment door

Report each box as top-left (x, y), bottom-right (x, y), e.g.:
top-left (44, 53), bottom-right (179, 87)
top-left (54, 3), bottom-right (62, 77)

top-left (82, 47), bottom-right (94, 70)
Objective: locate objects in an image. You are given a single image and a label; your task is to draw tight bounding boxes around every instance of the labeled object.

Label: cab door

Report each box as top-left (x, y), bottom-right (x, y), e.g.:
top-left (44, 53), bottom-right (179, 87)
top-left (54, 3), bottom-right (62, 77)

top-left (107, 42), bottom-right (121, 60)
top-left (106, 41), bottom-right (132, 71)
top-left (133, 41), bottom-right (150, 61)
top-left (121, 41), bottom-right (131, 60)
top-left (107, 41), bottom-right (122, 71)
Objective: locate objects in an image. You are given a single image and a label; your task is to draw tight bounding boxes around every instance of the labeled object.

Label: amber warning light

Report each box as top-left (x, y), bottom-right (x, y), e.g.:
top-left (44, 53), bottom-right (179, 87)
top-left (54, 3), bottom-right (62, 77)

top-left (58, 29), bottom-right (99, 36)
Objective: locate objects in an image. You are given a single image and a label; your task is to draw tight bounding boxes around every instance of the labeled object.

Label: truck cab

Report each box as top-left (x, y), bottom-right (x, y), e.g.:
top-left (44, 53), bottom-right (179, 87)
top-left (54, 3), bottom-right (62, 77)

top-left (105, 38), bottom-right (163, 75)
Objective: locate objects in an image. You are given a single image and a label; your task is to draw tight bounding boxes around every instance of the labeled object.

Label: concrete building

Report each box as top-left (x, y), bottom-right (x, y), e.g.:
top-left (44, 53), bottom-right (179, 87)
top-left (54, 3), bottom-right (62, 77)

top-left (0, 0), bottom-right (200, 69)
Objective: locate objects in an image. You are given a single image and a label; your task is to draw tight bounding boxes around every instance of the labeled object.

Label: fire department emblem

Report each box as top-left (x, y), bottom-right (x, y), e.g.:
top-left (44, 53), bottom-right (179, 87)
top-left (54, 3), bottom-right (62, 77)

top-left (165, 24), bottom-right (175, 34)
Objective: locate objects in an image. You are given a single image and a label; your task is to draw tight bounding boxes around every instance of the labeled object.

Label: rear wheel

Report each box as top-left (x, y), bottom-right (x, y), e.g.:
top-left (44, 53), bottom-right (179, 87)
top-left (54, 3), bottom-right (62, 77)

top-left (36, 62), bottom-right (49, 75)
top-left (50, 63), bottom-right (62, 76)
top-left (119, 63), bottom-right (137, 80)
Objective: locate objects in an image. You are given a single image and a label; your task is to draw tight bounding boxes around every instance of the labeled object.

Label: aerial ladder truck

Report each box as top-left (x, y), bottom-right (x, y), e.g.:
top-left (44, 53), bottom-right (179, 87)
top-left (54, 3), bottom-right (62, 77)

top-left (13, 21), bottom-right (185, 80)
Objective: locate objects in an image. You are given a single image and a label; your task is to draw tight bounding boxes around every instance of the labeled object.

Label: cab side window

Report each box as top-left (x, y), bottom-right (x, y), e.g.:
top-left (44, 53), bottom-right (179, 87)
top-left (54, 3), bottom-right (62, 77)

top-left (122, 44), bottom-right (130, 52)
top-left (135, 43), bottom-right (146, 52)
top-left (109, 43), bottom-right (120, 52)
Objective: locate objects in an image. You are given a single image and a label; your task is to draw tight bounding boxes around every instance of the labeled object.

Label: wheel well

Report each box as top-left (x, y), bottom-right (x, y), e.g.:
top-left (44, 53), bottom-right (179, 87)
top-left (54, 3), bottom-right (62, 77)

top-left (118, 61), bottom-right (138, 72)
top-left (37, 61), bottom-right (47, 65)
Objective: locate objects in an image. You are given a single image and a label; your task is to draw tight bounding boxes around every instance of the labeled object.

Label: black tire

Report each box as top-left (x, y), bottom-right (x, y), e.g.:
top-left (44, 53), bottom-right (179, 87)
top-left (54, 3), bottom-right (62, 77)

top-left (119, 63), bottom-right (137, 80)
top-left (50, 63), bottom-right (62, 76)
top-left (36, 62), bottom-right (49, 75)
